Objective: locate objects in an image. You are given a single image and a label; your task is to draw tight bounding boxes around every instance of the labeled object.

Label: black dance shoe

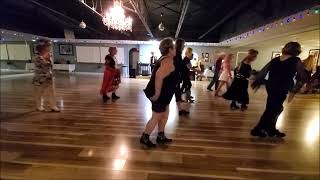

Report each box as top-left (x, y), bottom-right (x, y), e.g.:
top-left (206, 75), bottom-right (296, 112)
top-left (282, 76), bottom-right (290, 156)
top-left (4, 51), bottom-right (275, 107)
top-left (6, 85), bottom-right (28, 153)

top-left (179, 110), bottom-right (190, 116)
top-left (267, 130), bottom-right (286, 138)
top-left (230, 102), bottom-right (240, 110)
top-left (156, 134), bottom-right (173, 144)
top-left (140, 133), bottom-right (156, 148)
top-left (103, 94), bottom-right (110, 102)
top-left (241, 104), bottom-right (248, 111)
top-left (112, 93), bottom-right (120, 100)
top-left (207, 88), bottom-right (213, 92)
top-left (250, 128), bottom-right (268, 138)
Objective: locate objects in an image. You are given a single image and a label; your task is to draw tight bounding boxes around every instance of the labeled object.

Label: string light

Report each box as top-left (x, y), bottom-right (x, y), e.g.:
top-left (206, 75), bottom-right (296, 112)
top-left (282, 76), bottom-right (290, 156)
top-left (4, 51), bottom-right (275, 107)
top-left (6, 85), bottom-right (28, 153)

top-left (222, 7), bottom-right (318, 43)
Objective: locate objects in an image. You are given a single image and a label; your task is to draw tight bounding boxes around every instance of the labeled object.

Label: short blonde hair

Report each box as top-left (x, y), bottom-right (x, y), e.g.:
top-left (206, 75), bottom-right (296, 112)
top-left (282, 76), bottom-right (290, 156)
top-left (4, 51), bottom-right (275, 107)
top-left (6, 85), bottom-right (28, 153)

top-left (159, 38), bottom-right (174, 55)
top-left (185, 47), bottom-right (193, 57)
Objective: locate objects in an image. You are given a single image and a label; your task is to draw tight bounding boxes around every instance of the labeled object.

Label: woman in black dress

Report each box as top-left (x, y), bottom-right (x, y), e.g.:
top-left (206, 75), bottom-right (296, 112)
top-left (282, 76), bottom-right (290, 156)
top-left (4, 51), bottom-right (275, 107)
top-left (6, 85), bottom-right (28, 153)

top-left (140, 38), bottom-right (178, 148)
top-left (223, 49), bottom-right (258, 111)
top-left (251, 42), bottom-right (306, 138)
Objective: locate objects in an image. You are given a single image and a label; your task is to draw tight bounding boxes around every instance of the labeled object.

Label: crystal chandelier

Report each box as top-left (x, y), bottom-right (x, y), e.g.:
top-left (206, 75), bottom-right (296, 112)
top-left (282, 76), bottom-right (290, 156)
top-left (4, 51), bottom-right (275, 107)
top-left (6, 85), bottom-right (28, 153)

top-left (102, 0), bottom-right (132, 32)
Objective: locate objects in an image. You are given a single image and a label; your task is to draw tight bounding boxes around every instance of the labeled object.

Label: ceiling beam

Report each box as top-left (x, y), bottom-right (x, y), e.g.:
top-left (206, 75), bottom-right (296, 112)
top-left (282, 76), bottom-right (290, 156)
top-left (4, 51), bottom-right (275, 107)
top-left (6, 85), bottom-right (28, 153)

top-left (198, 0), bottom-right (252, 39)
top-left (28, 0), bottom-right (106, 36)
top-left (175, 0), bottom-right (190, 38)
top-left (128, 0), bottom-right (154, 38)
top-left (151, 1), bottom-right (179, 14)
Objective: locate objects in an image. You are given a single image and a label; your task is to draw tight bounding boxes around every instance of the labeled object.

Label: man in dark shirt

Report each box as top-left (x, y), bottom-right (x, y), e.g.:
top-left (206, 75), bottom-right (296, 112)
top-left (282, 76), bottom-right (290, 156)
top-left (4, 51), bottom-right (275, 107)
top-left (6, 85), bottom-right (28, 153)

top-left (207, 54), bottom-right (225, 91)
top-left (150, 52), bottom-right (157, 73)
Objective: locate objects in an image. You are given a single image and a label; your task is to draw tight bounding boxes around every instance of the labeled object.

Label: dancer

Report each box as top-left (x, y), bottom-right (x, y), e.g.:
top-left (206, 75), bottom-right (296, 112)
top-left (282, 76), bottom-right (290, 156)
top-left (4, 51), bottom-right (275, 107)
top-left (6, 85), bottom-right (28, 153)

top-left (181, 47), bottom-right (194, 103)
top-left (173, 38), bottom-right (188, 115)
top-left (32, 39), bottom-right (60, 112)
top-left (196, 58), bottom-right (205, 81)
top-left (150, 52), bottom-right (157, 73)
top-left (251, 42), bottom-right (306, 138)
top-left (140, 38), bottom-right (178, 148)
top-left (223, 49), bottom-right (258, 111)
top-left (207, 53), bottom-right (225, 91)
top-left (100, 47), bottom-right (121, 102)
top-left (298, 55), bottom-right (316, 93)
top-left (215, 54), bottom-right (233, 96)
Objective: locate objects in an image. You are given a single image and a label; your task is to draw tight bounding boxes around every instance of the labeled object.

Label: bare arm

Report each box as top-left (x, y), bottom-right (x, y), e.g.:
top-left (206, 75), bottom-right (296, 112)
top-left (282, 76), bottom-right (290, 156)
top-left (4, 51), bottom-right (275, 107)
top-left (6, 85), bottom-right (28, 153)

top-left (151, 58), bottom-right (174, 100)
top-left (227, 64), bottom-right (232, 78)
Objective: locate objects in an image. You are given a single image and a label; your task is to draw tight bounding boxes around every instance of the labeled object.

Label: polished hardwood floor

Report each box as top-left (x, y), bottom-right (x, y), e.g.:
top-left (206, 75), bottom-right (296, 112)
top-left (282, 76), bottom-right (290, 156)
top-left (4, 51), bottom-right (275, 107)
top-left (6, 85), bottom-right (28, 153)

top-left (0, 73), bottom-right (319, 180)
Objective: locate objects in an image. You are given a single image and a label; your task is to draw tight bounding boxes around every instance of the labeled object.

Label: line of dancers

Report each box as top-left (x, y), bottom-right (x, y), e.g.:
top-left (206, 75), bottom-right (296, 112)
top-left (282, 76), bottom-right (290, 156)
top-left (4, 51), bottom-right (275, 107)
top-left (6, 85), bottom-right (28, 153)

top-left (140, 39), bottom-right (307, 148)
top-left (31, 38), bottom-right (308, 149)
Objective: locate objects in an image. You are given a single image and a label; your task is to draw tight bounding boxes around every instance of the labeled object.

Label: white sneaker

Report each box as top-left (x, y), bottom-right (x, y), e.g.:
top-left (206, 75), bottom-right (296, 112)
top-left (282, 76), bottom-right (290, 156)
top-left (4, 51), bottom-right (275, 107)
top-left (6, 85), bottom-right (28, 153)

top-left (51, 107), bottom-right (60, 112)
top-left (36, 107), bottom-right (45, 112)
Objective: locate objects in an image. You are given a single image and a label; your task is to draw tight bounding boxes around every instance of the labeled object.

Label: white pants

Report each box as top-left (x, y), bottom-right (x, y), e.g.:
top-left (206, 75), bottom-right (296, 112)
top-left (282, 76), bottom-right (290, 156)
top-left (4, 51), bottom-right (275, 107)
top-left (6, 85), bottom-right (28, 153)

top-left (33, 84), bottom-right (57, 109)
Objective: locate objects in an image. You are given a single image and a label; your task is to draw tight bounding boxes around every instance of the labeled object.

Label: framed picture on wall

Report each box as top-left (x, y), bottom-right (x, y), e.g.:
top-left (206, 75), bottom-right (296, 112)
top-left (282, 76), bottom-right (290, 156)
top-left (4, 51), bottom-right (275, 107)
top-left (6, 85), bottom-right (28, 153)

top-left (271, 52), bottom-right (281, 59)
top-left (309, 49), bottom-right (320, 66)
top-left (59, 44), bottom-right (73, 55)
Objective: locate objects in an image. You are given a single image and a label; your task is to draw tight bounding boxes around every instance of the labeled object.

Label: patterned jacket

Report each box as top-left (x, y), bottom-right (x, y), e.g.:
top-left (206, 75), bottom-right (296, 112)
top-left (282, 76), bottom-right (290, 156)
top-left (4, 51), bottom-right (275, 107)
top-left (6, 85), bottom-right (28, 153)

top-left (32, 56), bottom-right (53, 86)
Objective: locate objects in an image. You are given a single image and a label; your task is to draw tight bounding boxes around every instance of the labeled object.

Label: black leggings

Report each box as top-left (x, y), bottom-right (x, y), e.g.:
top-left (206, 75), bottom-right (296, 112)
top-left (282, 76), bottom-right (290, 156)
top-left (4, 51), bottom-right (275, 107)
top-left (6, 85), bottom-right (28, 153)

top-left (254, 87), bottom-right (287, 132)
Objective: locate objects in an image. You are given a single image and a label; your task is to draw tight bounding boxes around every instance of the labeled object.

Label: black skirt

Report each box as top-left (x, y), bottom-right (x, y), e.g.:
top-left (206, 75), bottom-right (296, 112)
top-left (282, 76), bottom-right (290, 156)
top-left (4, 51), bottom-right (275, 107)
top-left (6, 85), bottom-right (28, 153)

top-left (223, 78), bottom-right (249, 104)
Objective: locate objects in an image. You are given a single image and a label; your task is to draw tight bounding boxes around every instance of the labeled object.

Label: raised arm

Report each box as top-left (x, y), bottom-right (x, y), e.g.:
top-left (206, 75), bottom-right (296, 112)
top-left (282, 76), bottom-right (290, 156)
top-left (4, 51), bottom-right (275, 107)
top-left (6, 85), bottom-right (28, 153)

top-left (251, 60), bottom-right (273, 89)
top-left (151, 58), bottom-right (174, 101)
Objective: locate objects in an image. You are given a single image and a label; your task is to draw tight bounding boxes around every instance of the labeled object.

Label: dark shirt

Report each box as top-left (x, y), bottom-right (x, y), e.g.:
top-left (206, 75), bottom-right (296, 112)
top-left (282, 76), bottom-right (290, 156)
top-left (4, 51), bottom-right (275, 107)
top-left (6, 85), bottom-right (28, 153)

top-left (144, 56), bottom-right (179, 104)
top-left (182, 56), bottom-right (191, 79)
top-left (253, 56), bottom-right (307, 93)
top-left (174, 53), bottom-right (183, 81)
top-left (150, 56), bottom-right (156, 65)
top-left (235, 62), bottom-right (252, 79)
top-left (105, 54), bottom-right (115, 69)
top-left (215, 58), bottom-right (223, 74)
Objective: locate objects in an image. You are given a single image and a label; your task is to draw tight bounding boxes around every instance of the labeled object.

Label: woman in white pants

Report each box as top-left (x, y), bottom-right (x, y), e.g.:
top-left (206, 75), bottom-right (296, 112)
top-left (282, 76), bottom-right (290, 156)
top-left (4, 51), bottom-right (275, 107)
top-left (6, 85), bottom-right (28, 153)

top-left (32, 39), bottom-right (60, 112)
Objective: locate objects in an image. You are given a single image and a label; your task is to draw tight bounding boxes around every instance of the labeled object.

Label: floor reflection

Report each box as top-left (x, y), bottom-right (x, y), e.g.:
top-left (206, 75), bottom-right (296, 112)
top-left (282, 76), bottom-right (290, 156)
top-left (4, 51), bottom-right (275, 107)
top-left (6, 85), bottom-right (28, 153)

top-left (112, 144), bottom-right (128, 171)
top-left (305, 114), bottom-right (319, 145)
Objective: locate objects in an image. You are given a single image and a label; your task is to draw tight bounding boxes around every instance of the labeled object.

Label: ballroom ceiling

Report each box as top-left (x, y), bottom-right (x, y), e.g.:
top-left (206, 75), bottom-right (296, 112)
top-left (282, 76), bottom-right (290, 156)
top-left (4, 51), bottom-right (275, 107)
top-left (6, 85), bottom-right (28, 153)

top-left (0, 0), bottom-right (318, 42)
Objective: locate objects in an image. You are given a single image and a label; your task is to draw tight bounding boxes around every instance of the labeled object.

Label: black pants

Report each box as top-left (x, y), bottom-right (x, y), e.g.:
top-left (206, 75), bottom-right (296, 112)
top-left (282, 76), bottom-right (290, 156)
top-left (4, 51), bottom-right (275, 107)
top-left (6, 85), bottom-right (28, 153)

top-left (207, 72), bottom-right (220, 90)
top-left (254, 87), bottom-right (287, 132)
top-left (175, 83), bottom-right (182, 102)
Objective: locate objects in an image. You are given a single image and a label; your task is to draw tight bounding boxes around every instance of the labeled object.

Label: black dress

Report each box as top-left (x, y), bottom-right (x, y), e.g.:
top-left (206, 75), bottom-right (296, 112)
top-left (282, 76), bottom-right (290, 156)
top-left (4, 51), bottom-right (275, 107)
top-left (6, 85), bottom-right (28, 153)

top-left (144, 56), bottom-right (179, 112)
top-left (223, 62), bottom-right (252, 104)
top-left (173, 53), bottom-right (183, 102)
top-left (252, 56), bottom-right (307, 133)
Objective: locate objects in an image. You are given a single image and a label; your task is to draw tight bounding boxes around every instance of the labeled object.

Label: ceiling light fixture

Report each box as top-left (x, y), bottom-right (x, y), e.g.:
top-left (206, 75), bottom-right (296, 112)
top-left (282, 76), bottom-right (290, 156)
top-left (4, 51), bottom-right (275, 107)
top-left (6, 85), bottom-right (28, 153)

top-left (158, 12), bottom-right (165, 31)
top-left (79, 20), bottom-right (87, 29)
top-left (102, 0), bottom-right (132, 32)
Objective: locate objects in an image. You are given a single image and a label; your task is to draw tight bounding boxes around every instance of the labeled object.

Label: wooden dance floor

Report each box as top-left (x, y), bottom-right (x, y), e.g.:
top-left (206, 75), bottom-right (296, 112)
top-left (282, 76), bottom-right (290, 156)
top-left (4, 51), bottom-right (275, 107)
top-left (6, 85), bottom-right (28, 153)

top-left (0, 74), bottom-right (319, 180)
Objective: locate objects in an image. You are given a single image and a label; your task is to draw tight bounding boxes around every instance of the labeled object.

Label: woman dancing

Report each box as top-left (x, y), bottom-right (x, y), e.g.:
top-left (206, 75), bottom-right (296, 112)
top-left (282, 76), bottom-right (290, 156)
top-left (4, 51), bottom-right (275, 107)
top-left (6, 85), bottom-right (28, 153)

top-left (181, 47), bottom-right (195, 103)
top-left (215, 54), bottom-right (233, 96)
top-left (140, 38), bottom-right (178, 148)
top-left (100, 47), bottom-right (121, 102)
top-left (223, 49), bottom-right (258, 111)
top-left (298, 55), bottom-right (316, 93)
top-left (251, 42), bottom-right (306, 138)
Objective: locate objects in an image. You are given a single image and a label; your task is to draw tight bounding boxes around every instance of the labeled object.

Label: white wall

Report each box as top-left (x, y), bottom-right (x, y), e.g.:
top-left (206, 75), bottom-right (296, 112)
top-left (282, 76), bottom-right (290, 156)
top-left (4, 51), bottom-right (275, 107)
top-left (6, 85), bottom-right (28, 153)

top-left (139, 44), bottom-right (229, 68)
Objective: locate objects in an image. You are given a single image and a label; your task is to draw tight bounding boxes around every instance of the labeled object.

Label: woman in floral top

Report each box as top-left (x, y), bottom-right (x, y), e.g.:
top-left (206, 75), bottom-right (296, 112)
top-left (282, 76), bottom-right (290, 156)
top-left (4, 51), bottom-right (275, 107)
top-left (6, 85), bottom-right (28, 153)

top-left (32, 39), bottom-right (59, 112)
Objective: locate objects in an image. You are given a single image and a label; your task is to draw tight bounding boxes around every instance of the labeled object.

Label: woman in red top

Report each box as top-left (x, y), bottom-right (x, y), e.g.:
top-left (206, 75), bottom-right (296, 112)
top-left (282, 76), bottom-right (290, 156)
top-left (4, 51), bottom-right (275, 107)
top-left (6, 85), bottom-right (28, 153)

top-left (100, 47), bottom-right (121, 102)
